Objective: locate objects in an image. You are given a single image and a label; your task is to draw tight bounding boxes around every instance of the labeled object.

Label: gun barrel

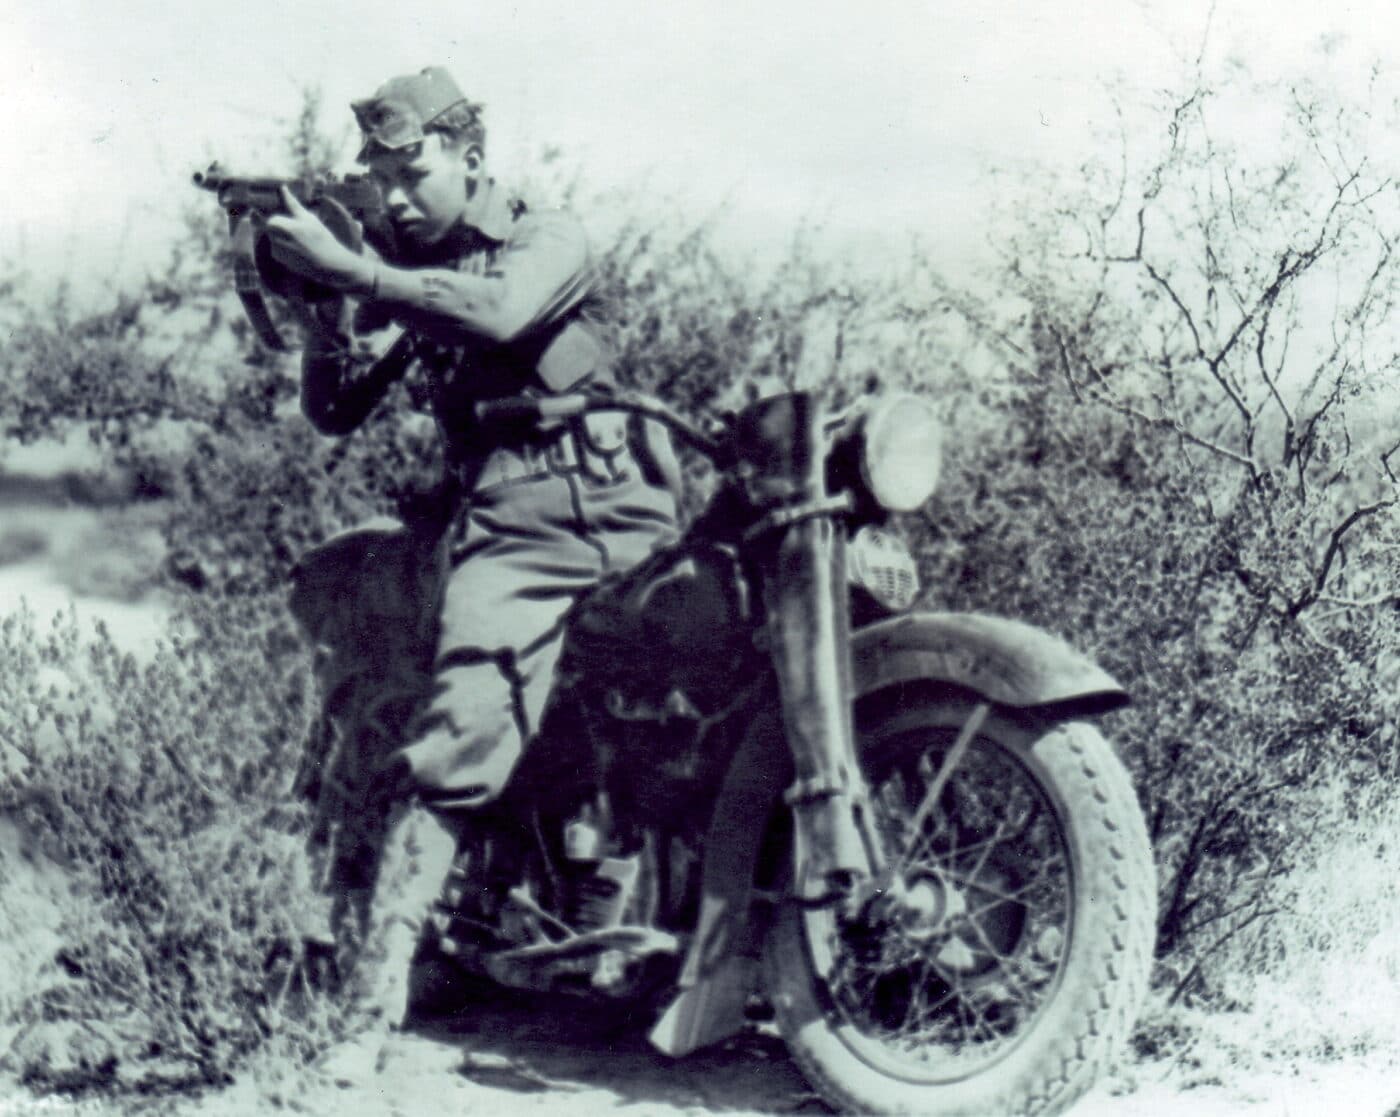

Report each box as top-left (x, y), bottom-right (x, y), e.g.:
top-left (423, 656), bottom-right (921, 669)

top-left (193, 166), bottom-right (386, 233)
top-left (192, 169), bottom-right (290, 215)
top-left (192, 164), bottom-right (265, 192)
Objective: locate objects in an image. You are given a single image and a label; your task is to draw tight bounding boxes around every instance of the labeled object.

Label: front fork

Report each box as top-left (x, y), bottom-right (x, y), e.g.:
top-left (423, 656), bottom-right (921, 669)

top-left (762, 515), bottom-right (885, 903)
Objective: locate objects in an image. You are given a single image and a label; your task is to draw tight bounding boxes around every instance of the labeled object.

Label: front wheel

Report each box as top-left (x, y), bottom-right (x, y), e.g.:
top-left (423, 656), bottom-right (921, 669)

top-left (764, 698), bottom-right (1155, 1116)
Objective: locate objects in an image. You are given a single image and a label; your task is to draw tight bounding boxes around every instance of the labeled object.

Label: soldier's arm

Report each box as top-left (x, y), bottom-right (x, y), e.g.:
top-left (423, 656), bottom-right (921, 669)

top-left (297, 296), bottom-right (414, 436)
top-left (371, 211), bottom-right (591, 345)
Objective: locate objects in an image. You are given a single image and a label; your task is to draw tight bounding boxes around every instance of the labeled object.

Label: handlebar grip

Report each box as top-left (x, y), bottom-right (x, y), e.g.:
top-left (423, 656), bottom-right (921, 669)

top-left (473, 395), bottom-right (589, 424)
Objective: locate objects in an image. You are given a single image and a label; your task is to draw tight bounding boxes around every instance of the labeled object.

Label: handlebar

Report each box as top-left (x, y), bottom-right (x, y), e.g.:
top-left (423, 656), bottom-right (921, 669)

top-left (473, 392), bottom-right (723, 458)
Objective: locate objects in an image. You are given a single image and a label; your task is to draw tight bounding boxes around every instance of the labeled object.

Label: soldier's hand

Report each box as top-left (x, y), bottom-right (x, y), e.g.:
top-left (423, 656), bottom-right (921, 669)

top-left (265, 188), bottom-right (374, 295)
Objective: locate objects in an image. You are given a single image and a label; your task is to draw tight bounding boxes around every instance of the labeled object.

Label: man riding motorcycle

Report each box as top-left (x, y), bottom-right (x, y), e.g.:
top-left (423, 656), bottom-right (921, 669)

top-left (266, 65), bottom-right (681, 1043)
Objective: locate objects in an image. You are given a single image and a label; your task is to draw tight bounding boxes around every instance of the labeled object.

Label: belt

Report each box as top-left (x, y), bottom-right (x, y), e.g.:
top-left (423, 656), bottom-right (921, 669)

top-left (471, 434), bottom-right (580, 492)
top-left (467, 412), bottom-right (637, 495)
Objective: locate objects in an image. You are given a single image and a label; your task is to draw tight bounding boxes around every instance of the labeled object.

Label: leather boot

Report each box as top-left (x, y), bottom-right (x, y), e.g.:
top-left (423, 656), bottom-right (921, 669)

top-left (352, 802), bottom-right (460, 1030)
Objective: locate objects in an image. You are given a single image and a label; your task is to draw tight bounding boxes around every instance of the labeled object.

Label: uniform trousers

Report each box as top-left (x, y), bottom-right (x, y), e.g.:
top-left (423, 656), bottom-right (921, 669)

top-left (295, 422), bottom-right (678, 1024)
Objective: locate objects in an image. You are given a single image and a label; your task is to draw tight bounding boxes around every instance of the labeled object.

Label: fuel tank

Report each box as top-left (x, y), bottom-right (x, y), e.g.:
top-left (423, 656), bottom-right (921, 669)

top-left (562, 540), bottom-right (761, 717)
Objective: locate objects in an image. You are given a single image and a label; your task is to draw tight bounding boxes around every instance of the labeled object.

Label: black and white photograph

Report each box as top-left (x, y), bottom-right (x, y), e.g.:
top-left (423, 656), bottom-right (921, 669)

top-left (2, 2), bottom-right (1398, 1114)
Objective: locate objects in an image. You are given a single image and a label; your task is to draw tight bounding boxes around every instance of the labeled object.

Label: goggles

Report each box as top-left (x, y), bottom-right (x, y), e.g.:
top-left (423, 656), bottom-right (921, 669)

top-left (354, 100), bottom-right (449, 159)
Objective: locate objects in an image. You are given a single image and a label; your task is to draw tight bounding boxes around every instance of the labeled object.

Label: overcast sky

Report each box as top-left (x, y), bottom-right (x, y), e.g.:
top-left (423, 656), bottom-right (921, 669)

top-left (2, 0), bottom-right (1396, 300)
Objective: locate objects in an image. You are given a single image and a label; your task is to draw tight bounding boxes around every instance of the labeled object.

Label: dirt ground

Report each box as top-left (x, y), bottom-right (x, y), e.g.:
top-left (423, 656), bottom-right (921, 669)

top-left (195, 1024), bottom-right (1400, 1117)
top-left (152, 1008), bottom-right (1400, 1117)
top-left (4, 1014), bottom-right (1400, 1117)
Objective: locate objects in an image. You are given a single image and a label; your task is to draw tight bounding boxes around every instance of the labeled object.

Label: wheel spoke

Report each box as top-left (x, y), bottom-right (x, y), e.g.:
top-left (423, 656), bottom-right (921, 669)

top-left (962, 813), bottom-right (1015, 883)
top-left (818, 722), bottom-right (1075, 1075)
top-left (897, 769), bottom-right (1043, 878)
top-left (833, 949), bottom-right (882, 1006)
top-left (894, 704), bottom-right (989, 875)
top-left (919, 975), bottom-right (961, 1022)
top-left (963, 922), bottom-right (1038, 1004)
top-left (899, 969), bottom-right (935, 1036)
top-left (958, 857), bottom-right (1065, 916)
top-left (957, 991), bottom-right (999, 1048)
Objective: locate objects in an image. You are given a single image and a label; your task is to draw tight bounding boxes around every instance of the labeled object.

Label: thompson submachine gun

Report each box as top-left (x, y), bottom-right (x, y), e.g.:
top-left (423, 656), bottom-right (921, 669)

top-left (193, 163), bottom-right (395, 350)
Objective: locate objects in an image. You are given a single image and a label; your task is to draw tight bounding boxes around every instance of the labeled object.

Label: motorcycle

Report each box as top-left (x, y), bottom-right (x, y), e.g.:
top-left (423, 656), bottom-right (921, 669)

top-left (289, 388), bottom-right (1156, 1116)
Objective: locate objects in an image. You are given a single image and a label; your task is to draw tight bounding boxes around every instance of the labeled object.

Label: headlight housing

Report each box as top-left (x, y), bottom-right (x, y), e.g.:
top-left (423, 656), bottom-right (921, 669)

top-left (853, 393), bottom-right (943, 513)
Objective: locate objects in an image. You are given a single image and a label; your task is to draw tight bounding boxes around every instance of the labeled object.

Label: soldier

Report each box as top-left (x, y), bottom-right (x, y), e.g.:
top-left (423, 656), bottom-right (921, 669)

top-left (265, 66), bottom-right (680, 1046)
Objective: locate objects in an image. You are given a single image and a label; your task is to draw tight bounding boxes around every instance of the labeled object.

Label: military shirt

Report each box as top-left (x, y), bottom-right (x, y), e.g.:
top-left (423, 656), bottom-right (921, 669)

top-left (300, 180), bottom-right (613, 462)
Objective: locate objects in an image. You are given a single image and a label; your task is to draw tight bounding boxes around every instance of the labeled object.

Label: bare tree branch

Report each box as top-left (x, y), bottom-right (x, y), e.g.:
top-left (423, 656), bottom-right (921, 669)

top-left (1288, 498), bottom-right (1398, 618)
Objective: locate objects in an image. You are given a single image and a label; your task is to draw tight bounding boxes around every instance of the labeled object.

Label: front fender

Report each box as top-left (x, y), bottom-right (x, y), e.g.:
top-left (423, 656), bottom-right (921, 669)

top-left (853, 612), bottom-right (1129, 718)
top-left (649, 611), bottom-right (1127, 1057)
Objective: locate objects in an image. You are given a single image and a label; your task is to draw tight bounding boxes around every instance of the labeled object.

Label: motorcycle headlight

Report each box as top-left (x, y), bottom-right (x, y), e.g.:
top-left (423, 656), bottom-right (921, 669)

top-left (858, 394), bottom-right (942, 512)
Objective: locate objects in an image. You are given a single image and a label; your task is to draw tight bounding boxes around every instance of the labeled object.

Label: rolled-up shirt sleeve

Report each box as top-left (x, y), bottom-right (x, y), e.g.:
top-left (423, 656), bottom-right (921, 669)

top-left (375, 211), bottom-right (592, 345)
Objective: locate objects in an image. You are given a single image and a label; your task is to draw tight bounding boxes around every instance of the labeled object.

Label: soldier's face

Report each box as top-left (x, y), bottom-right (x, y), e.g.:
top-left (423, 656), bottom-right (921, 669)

top-left (367, 133), bottom-right (479, 249)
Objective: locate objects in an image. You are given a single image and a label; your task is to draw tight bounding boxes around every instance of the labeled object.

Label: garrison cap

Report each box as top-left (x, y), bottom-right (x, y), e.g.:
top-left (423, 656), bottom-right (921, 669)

top-left (352, 66), bottom-right (470, 160)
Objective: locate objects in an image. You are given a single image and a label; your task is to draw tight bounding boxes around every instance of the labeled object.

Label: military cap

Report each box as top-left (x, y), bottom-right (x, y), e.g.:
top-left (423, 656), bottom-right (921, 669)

top-left (351, 66), bottom-right (470, 159)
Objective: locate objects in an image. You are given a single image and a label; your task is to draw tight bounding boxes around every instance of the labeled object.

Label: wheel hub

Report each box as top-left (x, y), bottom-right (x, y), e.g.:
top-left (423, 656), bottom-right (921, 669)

top-left (882, 869), bottom-right (958, 941)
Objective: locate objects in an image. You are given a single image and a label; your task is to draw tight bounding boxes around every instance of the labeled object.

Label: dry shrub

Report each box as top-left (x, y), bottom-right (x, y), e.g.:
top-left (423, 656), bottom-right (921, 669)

top-left (967, 63), bottom-right (1400, 1027)
top-left (1208, 774), bottom-right (1400, 1064)
top-left (0, 603), bottom-right (336, 1093)
top-left (2, 76), bottom-right (1397, 1100)
top-left (1119, 775), bottom-right (1400, 1092)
